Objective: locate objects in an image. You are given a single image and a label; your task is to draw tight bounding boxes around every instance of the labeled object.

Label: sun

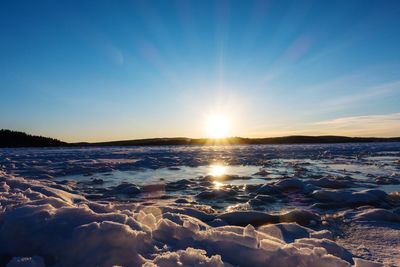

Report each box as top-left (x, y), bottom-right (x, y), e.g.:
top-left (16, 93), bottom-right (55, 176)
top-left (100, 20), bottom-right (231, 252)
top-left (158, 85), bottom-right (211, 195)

top-left (206, 115), bottom-right (230, 138)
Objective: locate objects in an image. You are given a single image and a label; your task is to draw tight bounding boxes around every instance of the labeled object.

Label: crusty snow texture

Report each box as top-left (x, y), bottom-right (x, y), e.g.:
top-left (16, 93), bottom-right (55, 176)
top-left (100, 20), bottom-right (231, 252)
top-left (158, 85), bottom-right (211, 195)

top-left (0, 172), bottom-right (381, 267)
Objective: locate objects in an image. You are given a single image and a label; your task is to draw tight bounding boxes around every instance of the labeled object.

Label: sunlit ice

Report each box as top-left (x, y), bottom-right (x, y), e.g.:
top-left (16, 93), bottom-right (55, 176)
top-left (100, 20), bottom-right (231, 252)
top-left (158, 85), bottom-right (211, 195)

top-left (209, 164), bottom-right (227, 177)
top-left (209, 164), bottom-right (228, 189)
top-left (212, 181), bottom-right (224, 190)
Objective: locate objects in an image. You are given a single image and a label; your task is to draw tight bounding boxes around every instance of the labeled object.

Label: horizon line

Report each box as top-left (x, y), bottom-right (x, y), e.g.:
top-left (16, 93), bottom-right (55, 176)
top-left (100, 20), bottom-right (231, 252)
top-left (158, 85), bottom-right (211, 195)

top-left (2, 129), bottom-right (400, 145)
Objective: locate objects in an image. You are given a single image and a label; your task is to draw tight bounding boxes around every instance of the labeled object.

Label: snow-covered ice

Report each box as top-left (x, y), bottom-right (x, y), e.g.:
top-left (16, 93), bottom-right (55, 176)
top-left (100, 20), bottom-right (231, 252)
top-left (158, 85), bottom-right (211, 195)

top-left (0, 143), bottom-right (399, 266)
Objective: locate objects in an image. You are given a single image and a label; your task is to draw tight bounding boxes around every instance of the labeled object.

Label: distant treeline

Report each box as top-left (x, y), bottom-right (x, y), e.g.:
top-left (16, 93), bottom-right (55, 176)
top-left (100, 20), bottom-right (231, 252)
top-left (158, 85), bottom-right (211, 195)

top-left (1, 129), bottom-right (400, 148)
top-left (0, 129), bottom-right (66, 148)
top-left (77, 135), bottom-right (400, 147)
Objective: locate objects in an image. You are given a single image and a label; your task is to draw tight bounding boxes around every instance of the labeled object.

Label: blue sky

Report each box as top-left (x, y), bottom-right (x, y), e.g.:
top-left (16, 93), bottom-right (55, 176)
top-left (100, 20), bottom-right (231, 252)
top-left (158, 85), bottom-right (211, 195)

top-left (1, 0), bottom-right (400, 141)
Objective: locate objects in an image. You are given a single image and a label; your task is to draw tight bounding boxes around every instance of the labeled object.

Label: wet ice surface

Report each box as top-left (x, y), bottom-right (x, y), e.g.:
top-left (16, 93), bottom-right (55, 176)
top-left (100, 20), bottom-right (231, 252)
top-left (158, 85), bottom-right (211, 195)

top-left (1, 143), bottom-right (399, 211)
top-left (1, 143), bottom-right (400, 266)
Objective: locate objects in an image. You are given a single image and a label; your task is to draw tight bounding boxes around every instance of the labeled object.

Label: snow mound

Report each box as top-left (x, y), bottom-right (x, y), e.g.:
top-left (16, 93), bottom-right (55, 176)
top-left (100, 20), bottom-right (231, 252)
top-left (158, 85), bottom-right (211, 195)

top-left (311, 189), bottom-right (388, 207)
top-left (337, 208), bottom-right (400, 223)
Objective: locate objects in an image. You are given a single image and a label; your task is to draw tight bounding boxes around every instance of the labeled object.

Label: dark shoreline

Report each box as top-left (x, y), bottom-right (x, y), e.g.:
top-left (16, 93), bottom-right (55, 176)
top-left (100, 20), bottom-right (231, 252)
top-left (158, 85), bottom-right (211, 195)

top-left (1, 129), bottom-right (400, 148)
top-left (80, 136), bottom-right (400, 147)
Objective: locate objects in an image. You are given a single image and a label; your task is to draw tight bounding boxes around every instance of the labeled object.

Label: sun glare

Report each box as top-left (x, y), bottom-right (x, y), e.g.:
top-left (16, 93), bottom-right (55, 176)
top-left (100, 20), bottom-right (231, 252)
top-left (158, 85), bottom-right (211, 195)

top-left (213, 181), bottom-right (224, 190)
top-left (206, 115), bottom-right (230, 138)
top-left (209, 164), bottom-right (226, 177)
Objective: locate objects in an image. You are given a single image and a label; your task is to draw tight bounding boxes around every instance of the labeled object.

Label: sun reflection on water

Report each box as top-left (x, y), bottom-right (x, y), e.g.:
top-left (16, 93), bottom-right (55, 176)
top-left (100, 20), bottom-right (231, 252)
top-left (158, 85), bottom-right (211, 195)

top-left (209, 164), bottom-right (227, 189)
top-left (209, 164), bottom-right (226, 177)
top-left (213, 181), bottom-right (224, 190)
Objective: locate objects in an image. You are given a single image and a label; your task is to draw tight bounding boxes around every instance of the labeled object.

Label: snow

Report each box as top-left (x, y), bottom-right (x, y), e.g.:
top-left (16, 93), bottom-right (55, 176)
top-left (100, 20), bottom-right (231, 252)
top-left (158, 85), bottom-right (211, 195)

top-left (353, 258), bottom-right (383, 267)
top-left (353, 208), bottom-right (400, 222)
top-left (311, 189), bottom-right (388, 207)
top-left (0, 172), bottom-right (381, 267)
top-left (112, 182), bottom-right (142, 195)
top-left (143, 248), bottom-right (225, 267)
top-left (0, 143), bottom-right (399, 266)
top-left (6, 256), bottom-right (45, 267)
top-left (258, 223), bottom-right (316, 242)
top-left (336, 222), bottom-right (400, 266)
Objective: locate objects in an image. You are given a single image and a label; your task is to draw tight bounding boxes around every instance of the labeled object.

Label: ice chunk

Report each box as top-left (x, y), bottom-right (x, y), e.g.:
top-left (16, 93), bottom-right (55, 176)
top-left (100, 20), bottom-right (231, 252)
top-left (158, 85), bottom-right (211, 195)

top-left (258, 223), bottom-right (312, 243)
top-left (113, 182), bottom-right (141, 195)
top-left (310, 230), bottom-right (333, 240)
top-left (217, 211), bottom-right (277, 226)
top-left (312, 189), bottom-right (387, 207)
top-left (144, 248), bottom-right (225, 267)
top-left (353, 208), bottom-right (400, 222)
top-left (294, 238), bottom-right (354, 263)
top-left (6, 256), bottom-right (45, 267)
top-left (274, 178), bottom-right (305, 190)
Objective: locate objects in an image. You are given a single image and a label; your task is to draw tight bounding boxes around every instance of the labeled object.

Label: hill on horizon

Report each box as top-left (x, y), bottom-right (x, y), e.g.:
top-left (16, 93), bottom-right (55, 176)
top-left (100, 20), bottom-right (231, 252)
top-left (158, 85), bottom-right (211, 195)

top-left (1, 129), bottom-right (400, 148)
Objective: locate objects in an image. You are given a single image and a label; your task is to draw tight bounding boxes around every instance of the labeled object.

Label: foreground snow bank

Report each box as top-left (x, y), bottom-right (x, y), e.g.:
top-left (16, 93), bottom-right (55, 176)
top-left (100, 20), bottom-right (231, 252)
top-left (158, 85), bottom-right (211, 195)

top-left (0, 172), bottom-right (382, 267)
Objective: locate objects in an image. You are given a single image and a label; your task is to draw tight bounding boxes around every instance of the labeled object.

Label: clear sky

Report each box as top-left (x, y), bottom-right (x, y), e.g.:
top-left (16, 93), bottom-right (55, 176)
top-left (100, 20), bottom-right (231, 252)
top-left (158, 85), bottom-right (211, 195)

top-left (1, 0), bottom-right (400, 142)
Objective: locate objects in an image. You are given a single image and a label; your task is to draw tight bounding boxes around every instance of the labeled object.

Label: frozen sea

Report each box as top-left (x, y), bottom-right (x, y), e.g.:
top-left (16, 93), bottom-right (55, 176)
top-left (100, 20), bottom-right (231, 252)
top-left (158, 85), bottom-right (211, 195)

top-left (1, 143), bottom-right (400, 205)
top-left (1, 143), bottom-right (400, 266)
